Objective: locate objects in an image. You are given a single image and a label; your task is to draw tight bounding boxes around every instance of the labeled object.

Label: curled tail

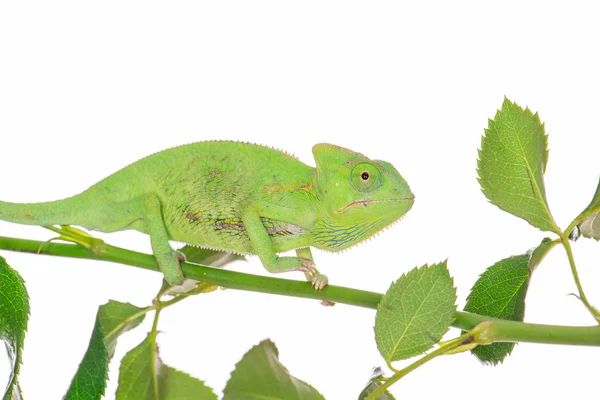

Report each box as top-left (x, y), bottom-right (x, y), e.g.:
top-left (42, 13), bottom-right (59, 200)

top-left (0, 195), bottom-right (86, 227)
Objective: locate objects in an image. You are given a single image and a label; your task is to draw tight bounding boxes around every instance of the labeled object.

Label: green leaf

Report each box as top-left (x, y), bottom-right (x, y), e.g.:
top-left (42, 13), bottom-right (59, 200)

top-left (375, 261), bottom-right (457, 362)
top-left (223, 339), bottom-right (325, 400)
top-left (0, 255), bottom-right (29, 400)
top-left (116, 334), bottom-right (159, 399)
top-left (528, 237), bottom-right (558, 272)
top-left (576, 177), bottom-right (600, 239)
top-left (117, 333), bottom-right (216, 400)
top-left (64, 318), bottom-right (109, 400)
top-left (359, 383), bottom-right (395, 400)
top-left (99, 300), bottom-right (147, 358)
top-left (160, 367), bottom-right (217, 400)
top-left (477, 97), bottom-right (558, 233)
top-left (178, 245), bottom-right (245, 268)
top-left (464, 254), bottom-right (533, 365)
top-left (358, 368), bottom-right (396, 400)
top-left (65, 301), bottom-right (147, 400)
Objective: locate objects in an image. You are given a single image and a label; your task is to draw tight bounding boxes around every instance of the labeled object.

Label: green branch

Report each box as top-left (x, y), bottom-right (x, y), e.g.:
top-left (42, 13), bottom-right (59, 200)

top-left (1, 235), bottom-right (599, 347)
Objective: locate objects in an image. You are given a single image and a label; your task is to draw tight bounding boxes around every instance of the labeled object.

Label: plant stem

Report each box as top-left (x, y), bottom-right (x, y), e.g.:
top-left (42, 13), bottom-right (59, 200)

top-left (150, 303), bottom-right (162, 399)
top-left (1, 235), bottom-right (600, 346)
top-left (366, 332), bottom-right (472, 400)
top-left (559, 234), bottom-right (600, 322)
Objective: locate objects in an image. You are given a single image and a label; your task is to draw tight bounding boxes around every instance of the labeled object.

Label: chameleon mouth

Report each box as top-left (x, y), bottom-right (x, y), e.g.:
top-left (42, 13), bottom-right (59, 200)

top-left (337, 197), bottom-right (414, 213)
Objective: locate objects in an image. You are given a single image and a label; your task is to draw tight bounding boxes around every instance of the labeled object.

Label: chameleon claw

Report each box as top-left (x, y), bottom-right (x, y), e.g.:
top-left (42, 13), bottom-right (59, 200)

top-left (175, 250), bottom-right (187, 262)
top-left (311, 273), bottom-right (329, 291)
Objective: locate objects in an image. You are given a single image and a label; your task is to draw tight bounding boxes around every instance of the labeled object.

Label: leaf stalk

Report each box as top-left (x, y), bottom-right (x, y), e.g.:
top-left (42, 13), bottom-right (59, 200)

top-left (559, 234), bottom-right (600, 322)
top-left (365, 332), bottom-right (472, 400)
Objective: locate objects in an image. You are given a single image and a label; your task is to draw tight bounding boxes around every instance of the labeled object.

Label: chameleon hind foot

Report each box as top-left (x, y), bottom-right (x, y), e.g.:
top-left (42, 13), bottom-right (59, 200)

top-left (42, 225), bottom-right (106, 255)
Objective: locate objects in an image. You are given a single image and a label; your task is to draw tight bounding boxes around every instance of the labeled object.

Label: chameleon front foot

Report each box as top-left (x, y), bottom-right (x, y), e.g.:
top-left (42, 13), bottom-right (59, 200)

top-left (309, 273), bottom-right (329, 291)
top-left (265, 256), bottom-right (315, 274)
top-left (263, 256), bottom-right (325, 289)
top-left (294, 247), bottom-right (330, 292)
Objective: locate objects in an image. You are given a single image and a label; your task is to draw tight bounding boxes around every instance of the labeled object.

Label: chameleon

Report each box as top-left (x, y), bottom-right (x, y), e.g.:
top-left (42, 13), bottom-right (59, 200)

top-left (0, 141), bottom-right (414, 290)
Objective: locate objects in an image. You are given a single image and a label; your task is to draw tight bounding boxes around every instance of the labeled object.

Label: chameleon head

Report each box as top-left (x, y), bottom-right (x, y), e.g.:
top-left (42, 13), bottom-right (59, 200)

top-left (311, 143), bottom-right (414, 251)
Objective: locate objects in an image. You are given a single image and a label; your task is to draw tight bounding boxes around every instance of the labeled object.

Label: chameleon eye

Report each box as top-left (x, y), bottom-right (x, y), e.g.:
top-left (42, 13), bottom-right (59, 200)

top-left (351, 162), bottom-right (381, 192)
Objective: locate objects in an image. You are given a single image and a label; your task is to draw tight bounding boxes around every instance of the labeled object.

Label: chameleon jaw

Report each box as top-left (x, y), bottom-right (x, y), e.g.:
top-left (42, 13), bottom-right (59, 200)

top-left (336, 197), bottom-right (414, 213)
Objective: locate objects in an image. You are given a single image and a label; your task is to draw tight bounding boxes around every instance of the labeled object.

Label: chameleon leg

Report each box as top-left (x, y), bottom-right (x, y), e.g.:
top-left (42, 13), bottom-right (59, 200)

top-left (296, 247), bottom-right (329, 291)
top-left (242, 205), bottom-right (316, 276)
top-left (141, 194), bottom-right (184, 286)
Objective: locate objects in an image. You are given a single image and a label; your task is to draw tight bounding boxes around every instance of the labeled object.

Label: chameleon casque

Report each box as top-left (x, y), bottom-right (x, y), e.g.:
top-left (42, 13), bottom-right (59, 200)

top-left (0, 142), bottom-right (414, 289)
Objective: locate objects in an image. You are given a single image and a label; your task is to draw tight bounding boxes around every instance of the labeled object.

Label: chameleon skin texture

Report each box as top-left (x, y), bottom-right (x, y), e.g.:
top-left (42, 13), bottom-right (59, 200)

top-left (0, 142), bottom-right (414, 286)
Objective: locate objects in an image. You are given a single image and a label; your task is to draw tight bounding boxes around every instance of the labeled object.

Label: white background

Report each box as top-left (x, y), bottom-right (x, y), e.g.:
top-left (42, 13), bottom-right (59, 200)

top-left (1, 2), bottom-right (600, 399)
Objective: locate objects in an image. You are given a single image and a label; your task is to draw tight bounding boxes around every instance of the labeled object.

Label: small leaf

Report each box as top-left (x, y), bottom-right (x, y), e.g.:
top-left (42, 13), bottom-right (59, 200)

top-left (0, 255), bottom-right (30, 400)
top-left (160, 366), bottom-right (217, 400)
top-left (117, 333), bottom-right (216, 400)
top-left (580, 215), bottom-right (600, 240)
top-left (65, 301), bottom-right (147, 399)
top-left (375, 261), bottom-right (457, 362)
top-left (359, 382), bottom-right (395, 400)
top-left (116, 334), bottom-right (159, 399)
top-left (527, 237), bottom-right (558, 272)
top-left (477, 98), bottom-right (558, 233)
top-left (358, 368), bottom-right (396, 400)
top-left (64, 318), bottom-right (109, 400)
top-left (178, 246), bottom-right (245, 268)
top-left (223, 339), bottom-right (325, 400)
top-left (464, 254), bottom-right (532, 365)
top-left (99, 300), bottom-right (147, 358)
top-left (576, 177), bottom-right (600, 239)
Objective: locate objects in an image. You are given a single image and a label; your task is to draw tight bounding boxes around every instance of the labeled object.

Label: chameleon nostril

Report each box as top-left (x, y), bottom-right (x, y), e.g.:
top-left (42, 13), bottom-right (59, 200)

top-left (392, 188), bottom-right (398, 193)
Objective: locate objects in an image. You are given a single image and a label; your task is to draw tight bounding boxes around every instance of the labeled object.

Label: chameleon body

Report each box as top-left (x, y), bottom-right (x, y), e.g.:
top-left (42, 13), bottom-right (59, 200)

top-left (0, 142), bottom-right (414, 288)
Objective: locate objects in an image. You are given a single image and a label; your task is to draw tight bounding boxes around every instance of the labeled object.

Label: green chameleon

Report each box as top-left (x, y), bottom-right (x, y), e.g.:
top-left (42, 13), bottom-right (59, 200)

top-left (0, 141), bottom-right (414, 290)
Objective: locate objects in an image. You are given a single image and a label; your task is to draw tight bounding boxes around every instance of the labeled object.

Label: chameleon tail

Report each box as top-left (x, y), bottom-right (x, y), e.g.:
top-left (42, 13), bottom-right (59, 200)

top-left (0, 194), bottom-right (86, 227)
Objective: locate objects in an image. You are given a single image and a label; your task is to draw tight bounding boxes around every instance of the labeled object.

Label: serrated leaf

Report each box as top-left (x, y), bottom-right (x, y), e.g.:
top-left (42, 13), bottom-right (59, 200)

top-left (223, 339), bottom-right (325, 400)
top-left (116, 334), bottom-right (158, 400)
top-left (576, 177), bottom-right (600, 239)
top-left (477, 98), bottom-right (558, 233)
top-left (375, 261), bottom-right (457, 362)
top-left (178, 246), bottom-right (245, 268)
top-left (117, 333), bottom-right (216, 400)
top-left (65, 301), bottom-right (147, 399)
top-left (464, 254), bottom-right (532, 365)
top-left (0, 255), bottom-right (29, 400)
top-left (528, 237), bottom-right (558, 272)
top-left (358, 368), bottom-right (395, 400)
top-left (99, 301), bottom-right (147, 358)
top-left (64, 318), bottom-right (108, 400)
top-left (160, 366), bottom-right (217, 400)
